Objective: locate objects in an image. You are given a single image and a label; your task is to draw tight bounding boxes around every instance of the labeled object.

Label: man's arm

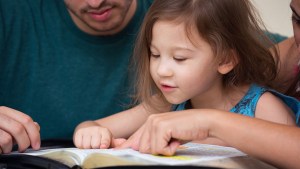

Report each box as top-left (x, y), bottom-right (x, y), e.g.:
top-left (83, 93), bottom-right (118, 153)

top-left (137, 109), bottom-right (300, 169)
top-left (211, 111), bottom-right (300, 169)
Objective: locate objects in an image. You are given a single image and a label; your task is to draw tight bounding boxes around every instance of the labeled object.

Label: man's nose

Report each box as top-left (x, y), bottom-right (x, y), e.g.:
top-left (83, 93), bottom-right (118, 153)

top-left (86, 0), bottom-right (105, 8)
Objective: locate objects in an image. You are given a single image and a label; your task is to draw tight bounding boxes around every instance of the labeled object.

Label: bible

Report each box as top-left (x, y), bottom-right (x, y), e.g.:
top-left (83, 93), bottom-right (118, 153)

top-left (2, 143), bottom-right (247, 169)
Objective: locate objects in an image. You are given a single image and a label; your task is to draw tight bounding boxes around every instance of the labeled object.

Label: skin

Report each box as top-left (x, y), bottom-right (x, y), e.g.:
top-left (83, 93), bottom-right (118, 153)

top-left (73, 102), bottom-right (169, 149)
top-left (0, 106), bottom-right (40, 154)
top-left (149, 21), bottom-right (295, 127)
top-left (64, 0), bottom-right (136, 35)
top-left (273, 37), bottom-right (298, 93)
top-left (0, 0), bottom-right (137, 154)
top-left (75, 1), bottom-right (300, 168)
top-left (124, 20), bottom-right (297, 154)
top-left (122, 1), bottom-right (300, 169)
top-left (292, 0), bottom-right (300, 48)
top-left (150, 21), bottom-right (227, 108)
top-left (273, 0), bottom-right (300, 94)
top-left (74, 20), bottom-right (296, 154)
top-left (137, 109), bottom-right (300, 169)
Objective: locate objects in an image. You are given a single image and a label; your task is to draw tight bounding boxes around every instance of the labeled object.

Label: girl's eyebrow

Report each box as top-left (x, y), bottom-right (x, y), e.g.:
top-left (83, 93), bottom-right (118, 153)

top-left (150, 44), bottom-right (194, 52)
top-left (172, 46), bottom-right (194, 52)
top-left (291, 5), bottom-right (300, 18)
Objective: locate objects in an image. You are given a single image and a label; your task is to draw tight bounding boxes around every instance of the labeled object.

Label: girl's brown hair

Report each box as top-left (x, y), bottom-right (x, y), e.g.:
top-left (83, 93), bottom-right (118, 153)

top-left (131, 0), bottom-right (278, 110)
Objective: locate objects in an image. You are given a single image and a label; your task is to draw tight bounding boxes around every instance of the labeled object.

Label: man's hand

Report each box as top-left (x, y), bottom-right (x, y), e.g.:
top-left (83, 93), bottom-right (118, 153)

top-left (0, 106), bottom-right (40, 154)
top-left (138, 110), bottom-right (211, 156)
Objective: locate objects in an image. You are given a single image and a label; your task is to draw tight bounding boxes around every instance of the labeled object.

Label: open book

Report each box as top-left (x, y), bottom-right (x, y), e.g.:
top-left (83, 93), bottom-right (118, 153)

top-left (10, 143), bottom-right (246, 169)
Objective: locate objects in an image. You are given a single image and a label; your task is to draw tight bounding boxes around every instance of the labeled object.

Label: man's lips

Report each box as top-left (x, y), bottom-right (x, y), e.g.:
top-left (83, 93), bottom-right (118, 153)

top-left (88, 8), bottom-right (112, 22)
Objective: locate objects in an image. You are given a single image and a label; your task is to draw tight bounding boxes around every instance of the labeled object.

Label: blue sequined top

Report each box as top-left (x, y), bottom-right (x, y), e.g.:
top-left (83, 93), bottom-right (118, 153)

top-left (173, 84), bottom-right (300, 125)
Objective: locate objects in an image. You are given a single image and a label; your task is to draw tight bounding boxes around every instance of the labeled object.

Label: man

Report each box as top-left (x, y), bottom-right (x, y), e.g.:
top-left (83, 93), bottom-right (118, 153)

top-left (0, 0), bottom-right (152, 153)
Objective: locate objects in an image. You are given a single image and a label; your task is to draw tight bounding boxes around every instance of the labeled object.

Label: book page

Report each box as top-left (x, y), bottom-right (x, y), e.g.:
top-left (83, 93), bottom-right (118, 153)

top-left (117, 142), bottom-right (247, 165)
top-left (20, 143), bottom-right (246, 167)
top-left (20, 148), bottom-right (86, 166)
top-left (21, 147), bottom-right (141, 167)
top-left (82, 153), bottom-right (140, 168)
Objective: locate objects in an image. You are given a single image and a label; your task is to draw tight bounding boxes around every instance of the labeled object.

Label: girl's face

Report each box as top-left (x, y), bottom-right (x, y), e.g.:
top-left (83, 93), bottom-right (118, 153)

top-left (150, 21), bottom-right (224, 105)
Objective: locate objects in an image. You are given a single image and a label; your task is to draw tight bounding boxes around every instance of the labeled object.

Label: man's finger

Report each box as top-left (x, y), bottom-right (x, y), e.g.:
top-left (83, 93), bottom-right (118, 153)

top-left (34, 122), bottom-right (40, 131)
top-left (0, 107), bottom-right (40, 151)
top-left (0, 129), bottom-right (13, 154)
top-left (0, 113), bottom-right (30, 152)
top-left (160, 140), bottom-right (180, 156)
top-left (115, 139), bottom-right (132, 149)
top-left (111, 138), bottom-right (126, 148)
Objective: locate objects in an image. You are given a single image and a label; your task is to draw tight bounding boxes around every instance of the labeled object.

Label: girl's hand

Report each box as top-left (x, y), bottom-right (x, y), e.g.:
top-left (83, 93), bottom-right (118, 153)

top-left (73, 121), bottom-right (118, 149)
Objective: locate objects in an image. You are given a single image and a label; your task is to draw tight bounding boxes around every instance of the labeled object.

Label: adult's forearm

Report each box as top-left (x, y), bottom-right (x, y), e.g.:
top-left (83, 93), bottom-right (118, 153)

top-left (210, 111), bottom-right (300, 169)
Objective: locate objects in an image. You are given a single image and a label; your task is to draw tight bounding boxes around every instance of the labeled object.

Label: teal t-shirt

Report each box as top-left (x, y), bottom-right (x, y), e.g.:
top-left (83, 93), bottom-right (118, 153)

top-left (0, 0), bottom-right (152, 139)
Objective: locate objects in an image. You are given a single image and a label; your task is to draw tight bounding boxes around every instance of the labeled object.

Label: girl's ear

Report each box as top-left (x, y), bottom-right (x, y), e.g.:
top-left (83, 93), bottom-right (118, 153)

top-left (217, 50), bottom-right (238, 75)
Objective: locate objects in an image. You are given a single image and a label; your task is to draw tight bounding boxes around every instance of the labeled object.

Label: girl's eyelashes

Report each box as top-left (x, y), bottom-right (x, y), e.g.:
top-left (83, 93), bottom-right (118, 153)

top-left (173, 56), bottom-right (187, 61)
top-left (150, 53), bottom-right (187, 61)
top-left (150, 53), bottom-right (160, 58)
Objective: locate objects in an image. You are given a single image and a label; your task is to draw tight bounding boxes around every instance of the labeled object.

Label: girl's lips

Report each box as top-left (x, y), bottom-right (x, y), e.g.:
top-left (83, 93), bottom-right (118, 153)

top-left (88, 8), bottom-right (112, 22)
top-left (160, 84), bottom-right (176, 92)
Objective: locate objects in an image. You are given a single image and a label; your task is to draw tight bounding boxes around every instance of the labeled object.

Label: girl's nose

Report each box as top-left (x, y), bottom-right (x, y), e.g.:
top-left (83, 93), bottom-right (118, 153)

top-left (156, 60), bottom-right (173, 77)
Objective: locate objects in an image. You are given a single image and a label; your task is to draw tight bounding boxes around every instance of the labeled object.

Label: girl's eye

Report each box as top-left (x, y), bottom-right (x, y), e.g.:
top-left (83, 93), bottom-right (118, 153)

top-left (150, 53), bottom-right (160, 58)
top-left (173, 57), bottom-right (186, 62)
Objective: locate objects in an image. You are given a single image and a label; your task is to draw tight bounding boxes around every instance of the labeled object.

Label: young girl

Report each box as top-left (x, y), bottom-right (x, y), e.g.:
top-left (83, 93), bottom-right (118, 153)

top-left (73, 0), bottom-right (298, 151)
